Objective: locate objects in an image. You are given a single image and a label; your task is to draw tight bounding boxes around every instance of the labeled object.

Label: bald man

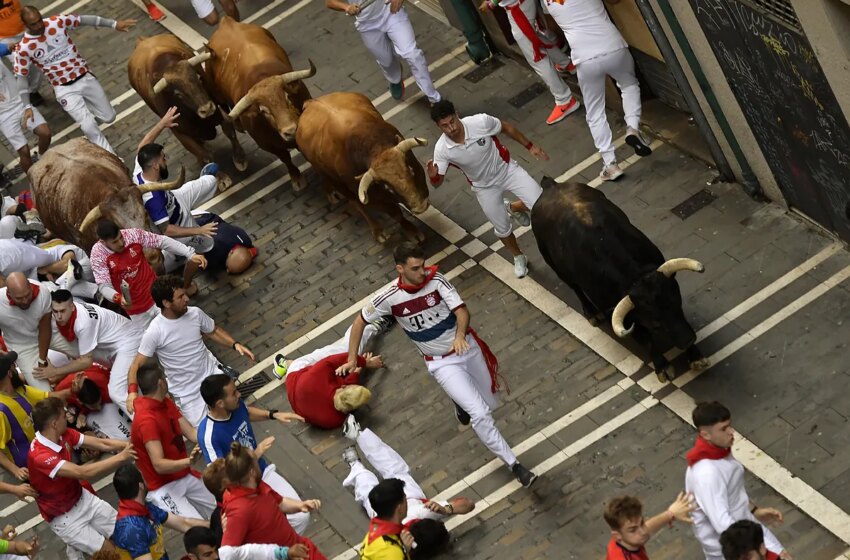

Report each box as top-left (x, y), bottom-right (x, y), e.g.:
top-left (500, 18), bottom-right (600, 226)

top-left (0, 272), bottom-right (74, 389)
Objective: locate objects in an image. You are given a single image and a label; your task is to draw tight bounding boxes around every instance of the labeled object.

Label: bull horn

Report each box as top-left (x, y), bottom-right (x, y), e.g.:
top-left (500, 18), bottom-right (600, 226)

top-left (187, 51), bottom-right (212, 67)
top-left (279, 59), bottom-right (317, 85)
top-left (136, 166), bottom-right (186, 193)
top-left (394, 137), bottom-right (428, 153)
top-left (152, 77), bottom-right (168, 95)
top-left (79, 205), bottom-right (103, 233)
top-left (228, 93), bottom-right (255, 119)
top-left (611, 295), bottom-right (636, 337)
top-left (657, 258), bottom-right (705, 278)
top-left (358, 170), bottom-right (376, 204)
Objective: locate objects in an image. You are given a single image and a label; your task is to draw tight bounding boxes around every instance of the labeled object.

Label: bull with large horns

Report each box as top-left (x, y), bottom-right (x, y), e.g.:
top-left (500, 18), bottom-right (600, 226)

top-left (128, 34), bottom-right (247, 171)
top-left (296, 92), bottom-right (430, 243)
top-left (531, 177), bottom-right (709, 382)
top-left (29, 138), bottom-right (185, 253)
top-left (203, 16), bottom-right (316, 189)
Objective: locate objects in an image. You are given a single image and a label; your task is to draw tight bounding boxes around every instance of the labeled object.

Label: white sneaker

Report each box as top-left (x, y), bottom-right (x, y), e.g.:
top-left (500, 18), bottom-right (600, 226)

top-left (599, 163), bottom-right (624, 182)
top-left (343, 415), bottom-right (361, 441)
top-left (504, 199), bottom-right (531, 227)
top-left (514, 254), bottom-right (529, 278)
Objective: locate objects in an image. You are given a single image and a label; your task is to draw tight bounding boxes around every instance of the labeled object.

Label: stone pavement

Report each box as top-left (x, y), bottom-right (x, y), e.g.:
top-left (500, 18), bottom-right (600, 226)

top-left (2, 0), bottom-right (850, 558)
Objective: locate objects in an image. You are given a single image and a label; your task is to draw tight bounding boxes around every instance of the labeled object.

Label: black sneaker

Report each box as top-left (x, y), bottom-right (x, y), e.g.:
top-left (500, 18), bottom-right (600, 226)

top-left (219, 363), bottom-right (240, 380)
top-left (370, 315), bottom-right (394, 335)
top-left (454, 402), bottom-right (471, 426)
top-left (70, 259), bottom-right (83, 280)
top-left (511, 462), bottom-right (538, 488)
top-left (30, 92), bottom-right (44, 107)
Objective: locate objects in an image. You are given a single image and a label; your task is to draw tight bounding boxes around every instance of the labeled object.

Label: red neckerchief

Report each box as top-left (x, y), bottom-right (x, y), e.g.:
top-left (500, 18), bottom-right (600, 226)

top-left (766, 552), bottom-right (780, 560)
top-left (397, 266), bottom-right (438, 294)
top-left (504, 3), bottom-right (553, 62)
top-left (223, 481), bottom-right (275, 506)
top-left (686, 436), bottom-right (731, 466)
top-left (366, 517), bottom-right (404, 545)
top-left (6, 283), bottom-right (39, 307)
top-left (57, 305), bottom-right (78, 342)
top-left (116, 498), bottom-right (150, 520)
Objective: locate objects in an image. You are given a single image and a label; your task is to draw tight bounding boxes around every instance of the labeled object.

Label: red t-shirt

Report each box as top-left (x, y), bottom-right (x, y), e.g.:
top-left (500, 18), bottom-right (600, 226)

top-left (285, 353), bottom-right (366, 429)
top-left (28, 429), bottom-right (87, 521)
top-left (55, 363), bottom-right (112, 413)
top-left (606, 537), bottom-right (649, 560)
top-left (131, 396), bottom-right (190, 490)
top-left (221, 482), bottom-right (326, 560)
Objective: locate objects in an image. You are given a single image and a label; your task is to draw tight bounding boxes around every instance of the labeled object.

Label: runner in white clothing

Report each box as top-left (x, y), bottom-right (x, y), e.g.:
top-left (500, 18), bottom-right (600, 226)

top-left (429, 99), bottom-right (545, 278)
top-left (0, 239), bottom-right (67, 279)
top-left (14, 8), bottom-right (137, 154)
top-left (37, 290), bottom-right (139, 417)
top-left (128, 274), bottom-right (256, 425)
top-left (479, 0), bottom-right (581, 125)
top-left (684, 402), bottom-right (791, 560)
top-left (545, 0), bottom-right (652, 181)
top-left (326, 0), bottom-right (441, 103)
top-left (0, 273), bottom-right (75, 390)
top-left (0, 43), bottom-right (48, 173)
top-left (337, 243), bottom-right (538, 487)
top-left (340, 417), bottom-right (475, 556)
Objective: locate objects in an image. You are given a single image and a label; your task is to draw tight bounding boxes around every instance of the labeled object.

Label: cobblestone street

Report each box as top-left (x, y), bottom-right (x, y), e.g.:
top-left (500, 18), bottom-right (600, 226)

top-left (2, 0), bottom-right (850, 558)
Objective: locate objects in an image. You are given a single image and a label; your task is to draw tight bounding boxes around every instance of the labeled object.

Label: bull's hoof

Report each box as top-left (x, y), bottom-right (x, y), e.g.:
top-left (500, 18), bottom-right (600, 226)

top-left (587, 312), bottom-right (605, 328)
top-left (217, 173), bottom-right (233, 192)
top-left (655, 365), bottom-right (675, 383)
top-left (233, 156), bottom-right (248, 173)
top-left (373, 231), bottom-right (389, 244)
top-left (690, 357), bottom-right (710, 371)
top-left (291, 174), bottom-right (307, 192)
top-left (326, 191), bottom-right (344, 205)
top-left (403, 227), bottom-right (425, 243)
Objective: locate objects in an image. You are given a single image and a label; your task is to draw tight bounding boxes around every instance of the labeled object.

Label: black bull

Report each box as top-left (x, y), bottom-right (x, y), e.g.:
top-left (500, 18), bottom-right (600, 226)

top-left (531, 177), bottom-right (709, 382)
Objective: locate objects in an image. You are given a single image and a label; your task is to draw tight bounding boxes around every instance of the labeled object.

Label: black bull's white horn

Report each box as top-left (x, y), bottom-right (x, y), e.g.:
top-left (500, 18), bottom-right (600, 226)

top-left (228, 60), bottom-right (317, 120)
top-left (358, 137), bottom-right (428, 204)
top-left (610, 258), bottom-right (705, 337)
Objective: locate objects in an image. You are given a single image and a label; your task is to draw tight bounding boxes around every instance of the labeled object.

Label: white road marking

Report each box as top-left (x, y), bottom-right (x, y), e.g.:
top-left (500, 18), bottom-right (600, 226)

top-left (261, 0), bottom-right (313, 28)
top-left (243, 0), bottom-right (291, 24)
top-left (42, 0), bottom-right (71, 14)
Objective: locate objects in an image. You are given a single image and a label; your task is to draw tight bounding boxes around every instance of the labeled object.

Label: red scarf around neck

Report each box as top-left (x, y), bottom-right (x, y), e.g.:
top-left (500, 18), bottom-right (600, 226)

top-left (505, 3), bottom-right (554, 62)
top-left (117, 498), bottom-right (151, 520)
top-left (57, 305), bottom-right (78, 342)
top-left (686, 436), bottom-right (731, 466)
top-left (6, 283), bottom-right (40, 307)
top-left (366, 517), bottom-right (404, 545)
top-left (397, 265), bottom-right (438, 294)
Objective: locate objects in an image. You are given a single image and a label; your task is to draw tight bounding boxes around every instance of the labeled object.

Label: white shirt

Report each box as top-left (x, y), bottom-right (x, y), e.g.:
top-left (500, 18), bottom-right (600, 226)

top-left (1, 195), bottom-right (15, 215)
top-left (362, 272), bottom-right (464, 357)
top-left (0, 63), bottom-right (19, 112)
top-left (0, 281), bottom-right (51, 348)
top-left (69, 302), bottom-right (135, 358)
top-left (138, 306), bottom-right (219, 398)
top-left (685, 455), bottom-right (783, 558)
top-left (432, 114), bottom-right (513, 188)
top-left (349, 0), bottom-right (391, 32)
top-left (545, 0), bottom-right (627, 65)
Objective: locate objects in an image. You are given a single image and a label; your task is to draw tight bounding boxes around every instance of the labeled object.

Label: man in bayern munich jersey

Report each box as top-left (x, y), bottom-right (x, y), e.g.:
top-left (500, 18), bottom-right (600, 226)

top-left (337, 242), bottom-right (538, 488)
top-left (14, 7), bottom-right (137, 154)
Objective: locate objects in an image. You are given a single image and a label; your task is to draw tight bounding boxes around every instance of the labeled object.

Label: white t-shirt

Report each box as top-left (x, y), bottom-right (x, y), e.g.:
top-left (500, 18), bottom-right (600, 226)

top-left (138, 306), bottom-right (219, 398)
top-left (0, 63), bottom-right (20, 113)
top-left (350, 0), bottom-right (391, 32)
top-left (432, 114), bottom-right (513, 188)
top-left (1, 195), bottom-right (15, 215)
top-left (70, 302), bottom-right (135, 358)
top-left (362, 272), bottom-right (465, 357)
top-left (0, 281), bottom-right (51, 347)
top-left (545, 0), bottom-right (627, 65)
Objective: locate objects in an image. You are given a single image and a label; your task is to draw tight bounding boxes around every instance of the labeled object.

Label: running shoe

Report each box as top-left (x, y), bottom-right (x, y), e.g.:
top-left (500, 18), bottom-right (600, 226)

top-left (219, 363), bottom-right (240, 380)
top-left (343, 415), bottom-right (362, 441)
top-left (511, 462), bottom-right (538, 488)
top-left (370, 315), bottom-right (394, 335)
top-left (454, 402), bottom-right (471, 426)
top-left (555, 61), bottom-right (577, 75)
top-left (626, 127), bottom-right (653, 157)
top-left (272, 354), bottom-right (288, 380)
top-left (514, 254), bottom-right (529, 278)
top-left (546, 97), bottom-right (581, 125)
top-left (389, 80), bottom-right (405, 101)
top-left (504, 198), bottom-right (531, 227)
top-left (200, 162), bottom-right (220, 176)
top-left (147, 3), bottom-right (166, 22)
top-left (599, 162), bottom-right (624, 182)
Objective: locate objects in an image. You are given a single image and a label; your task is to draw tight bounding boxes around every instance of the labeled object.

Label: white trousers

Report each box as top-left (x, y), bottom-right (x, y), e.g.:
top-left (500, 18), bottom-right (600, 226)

top-left (575, 48), bottom-right (641, 165)
top-left (474, 162), bottom-right (543, 238)
top-left (262, 464), bottom-right (310, 535)
top-left (343, 428), bottom-right (426, 519)
top-left (0, 90), bottom-right (46, 152)
top-left (148, 473), bottom-right (217, 520)
top-left (507, 0), bottom-right (572, 105)
top-left (86, 402), bottom-right (131, 441)
top-left (0, 215), bottom-right (19, 240)
top-left (425, 335), bottom-right (517, 466)
top-left (129, 304), bottom-right (160, 336)
top-left (10, 335), bottom-right (76, 391)
top-left (358, 9), bottom-right (440, 103)
top-left (288, 323), bottom-right (378, 374)
top-left (174, 389), bottom-right (211, 428)
top-left (103, 344), bottom-right (140, 418)
top-left (0, 239), bottom-right (56, 278)
top-left (54, 73), bottom-right (116, 154)
top-left (48, 488), bottom-right (116, 560)
top-left (168, 176), bottom-right (218, 255)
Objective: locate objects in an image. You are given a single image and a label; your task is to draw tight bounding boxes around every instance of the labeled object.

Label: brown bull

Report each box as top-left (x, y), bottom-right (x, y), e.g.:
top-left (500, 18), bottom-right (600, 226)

top-left (296, 92), bottom-right (430, 243)
top-left (204, 16), bottom-right (315, 190)
top-left (128, 35), bottom-right (247, 171)
top-left (28, 138), bottom-right (184, 252)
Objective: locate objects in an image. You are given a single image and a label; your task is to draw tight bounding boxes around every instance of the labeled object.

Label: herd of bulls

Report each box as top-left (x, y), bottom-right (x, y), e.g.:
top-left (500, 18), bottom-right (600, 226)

top-left (24, 16), bottom-right (709, 383)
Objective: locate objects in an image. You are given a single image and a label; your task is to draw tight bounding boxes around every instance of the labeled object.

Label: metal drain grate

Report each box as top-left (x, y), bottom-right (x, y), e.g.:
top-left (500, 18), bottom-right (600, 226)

top-left (737, 0), bottom-right (802, 33)
top-left (671, 189), bottom-right (717, 220)
top-left (508, 82), bottom-right (547, 108)
top-left (463, 57), bottom-right (504, 84)
top-left (236, 371), bottom-right (273, 399)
